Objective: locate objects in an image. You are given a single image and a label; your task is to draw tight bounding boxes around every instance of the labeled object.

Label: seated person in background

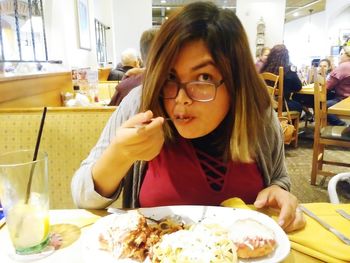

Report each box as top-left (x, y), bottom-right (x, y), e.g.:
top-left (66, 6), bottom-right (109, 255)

top-left (311, 58), bottom-right (320, 68)
top-left (294, 58), bottom-right (334, 122)
top-left (318, 58), bottom-right (336, 100)
top-left (255, 47), bottom-right (270, 73)
top-left (261, 44), bottom-right (302, 113)
top-left (326, 46), bottom-right (350, 126)
top-left (309, 58), bottom-right (333, 84)
top-left (319, 58), bottom-right (333, 80)
top-left (109, 28), bottom-right (158, 106)
top-left (72, 2), bottom-right (305, 233)
top-left (107, 48), bottom-right (140, 81)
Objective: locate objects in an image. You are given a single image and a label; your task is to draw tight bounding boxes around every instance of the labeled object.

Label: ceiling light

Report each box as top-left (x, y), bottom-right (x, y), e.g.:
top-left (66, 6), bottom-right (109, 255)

top-left (166, 7), bottom-right (170, 10)
top-left (293, 12), bottom-right (299, 17)
top-left (161, 0), bottom-right (166, 3)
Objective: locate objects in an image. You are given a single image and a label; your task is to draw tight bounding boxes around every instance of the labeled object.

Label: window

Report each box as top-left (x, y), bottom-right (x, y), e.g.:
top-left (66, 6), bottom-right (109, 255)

top-left (0, 0), bottom-right (48, 62)
top-left (94, 19), bottom-right (109, 66)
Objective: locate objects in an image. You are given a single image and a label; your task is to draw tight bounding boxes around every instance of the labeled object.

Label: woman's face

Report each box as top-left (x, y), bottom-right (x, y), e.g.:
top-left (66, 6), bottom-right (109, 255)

top-left (339, 49), bottom-right (350, 63)
top-left (163, 40), bottom-right (230, 139)
top-left (318, 61), bottom-right (329, 73)
top-left (261, 50), bottom-right (270, 63)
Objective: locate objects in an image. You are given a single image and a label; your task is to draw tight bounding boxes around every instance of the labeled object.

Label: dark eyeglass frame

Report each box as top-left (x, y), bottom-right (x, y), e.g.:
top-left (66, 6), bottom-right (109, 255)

top-left (161, 79), bottom-right (225, 102)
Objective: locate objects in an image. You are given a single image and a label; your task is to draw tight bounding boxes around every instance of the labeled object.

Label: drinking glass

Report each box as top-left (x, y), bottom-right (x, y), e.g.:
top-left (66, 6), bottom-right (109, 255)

top-left (0, 149), bottom-right (53, 258)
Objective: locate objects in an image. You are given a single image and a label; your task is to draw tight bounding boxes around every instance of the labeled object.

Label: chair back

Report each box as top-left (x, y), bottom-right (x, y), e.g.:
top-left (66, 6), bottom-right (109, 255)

top-left (310, 67), bottom-right (350, 185)
top-left (260, 66), bottom-right (284, 117)
top-left (313, 67), bottom-right (327, 135)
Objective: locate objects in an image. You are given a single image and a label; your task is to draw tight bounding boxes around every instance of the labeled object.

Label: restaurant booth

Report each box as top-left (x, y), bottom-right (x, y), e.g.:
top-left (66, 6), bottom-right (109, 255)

top-left (0, 72), bottom-right (120, 209)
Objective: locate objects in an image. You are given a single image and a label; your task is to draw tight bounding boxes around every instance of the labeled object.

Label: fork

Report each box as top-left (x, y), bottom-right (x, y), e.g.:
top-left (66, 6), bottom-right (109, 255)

top-left (107, 207), bottom-right (160, 223)
top-left (129, 117), bottom-right (173, 129)
top-left (107, 207), bottom-right (190, 225)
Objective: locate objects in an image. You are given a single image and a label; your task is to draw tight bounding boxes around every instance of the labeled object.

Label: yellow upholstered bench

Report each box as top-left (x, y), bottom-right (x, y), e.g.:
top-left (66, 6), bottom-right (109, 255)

top-left (98, 81), bottom-right (119, 102)
top-left (0, 106), bottom-right (122, 209)
top-left (98, 67), bottom-right (112, 81)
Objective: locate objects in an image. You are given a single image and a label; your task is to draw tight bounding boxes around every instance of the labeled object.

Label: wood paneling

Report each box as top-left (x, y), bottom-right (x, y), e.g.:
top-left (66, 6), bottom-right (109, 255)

top-left (0, 72), bottom-right (73, 107)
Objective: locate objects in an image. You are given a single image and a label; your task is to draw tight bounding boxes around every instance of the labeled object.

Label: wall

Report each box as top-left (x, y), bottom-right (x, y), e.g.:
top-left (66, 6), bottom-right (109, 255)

top-left (43, 0), bottom-right (152, 69)
top-left (284, 2), bottom-right (350, 68)
top-left (327, 5), bottom-right (350, 47)
top-left (93, 0), bottom-right (114, 64)
top-left (112, 0), bottom-right (152, 65)
top-left (44, 0), bottom-right (98, 69)
top-left (236, 0), bottom-right (286, 59)
top-left (284, 11), bottom-right (327, 67)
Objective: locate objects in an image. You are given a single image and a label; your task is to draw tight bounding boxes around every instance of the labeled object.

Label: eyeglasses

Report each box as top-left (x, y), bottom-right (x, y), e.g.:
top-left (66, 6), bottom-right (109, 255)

top-left (161, 79), bottom-right (224, 102)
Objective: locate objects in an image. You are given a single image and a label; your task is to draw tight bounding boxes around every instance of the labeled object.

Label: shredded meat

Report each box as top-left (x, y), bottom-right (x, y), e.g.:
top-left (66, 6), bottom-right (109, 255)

top-left (99, 211), bottom-right (185, 262)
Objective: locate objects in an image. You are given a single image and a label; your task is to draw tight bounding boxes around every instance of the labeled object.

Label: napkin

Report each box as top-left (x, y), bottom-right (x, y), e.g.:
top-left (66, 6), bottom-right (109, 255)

top-left (221, 198), bottom-right (350, 263)
top-left (288, 203), bottom-right (350, 263)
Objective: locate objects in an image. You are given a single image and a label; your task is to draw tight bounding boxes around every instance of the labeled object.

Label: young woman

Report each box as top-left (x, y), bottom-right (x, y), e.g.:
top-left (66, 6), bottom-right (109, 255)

top-left (261, 44), bottom-right (303, 114)
top-left (72, 2), bottom-right (305, 233)
top-left (319, 58), bottom-right (332, 79)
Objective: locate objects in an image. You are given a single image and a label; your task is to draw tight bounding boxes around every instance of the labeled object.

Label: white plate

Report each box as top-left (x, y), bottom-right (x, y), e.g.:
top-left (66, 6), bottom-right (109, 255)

top-left (82, 206), bottom-right (290, 263)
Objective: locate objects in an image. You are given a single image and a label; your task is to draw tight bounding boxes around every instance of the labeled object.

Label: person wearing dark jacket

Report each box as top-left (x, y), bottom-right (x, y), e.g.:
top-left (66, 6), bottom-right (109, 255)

top-left (109, 28), bottom-right (158, 106)
top-left (107, 48), bottom-right (140, 81)
top-left (261, 44), bottom-right (302, 113)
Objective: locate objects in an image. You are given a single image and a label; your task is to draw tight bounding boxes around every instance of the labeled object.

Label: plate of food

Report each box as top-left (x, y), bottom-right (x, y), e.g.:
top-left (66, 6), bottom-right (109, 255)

top-left (81, 206), bottom-right (290, 263)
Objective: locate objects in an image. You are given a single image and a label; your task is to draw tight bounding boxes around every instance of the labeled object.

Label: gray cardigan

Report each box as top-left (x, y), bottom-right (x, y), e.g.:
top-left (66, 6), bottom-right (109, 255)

top-left (71, 86), bottom-right (290, 209)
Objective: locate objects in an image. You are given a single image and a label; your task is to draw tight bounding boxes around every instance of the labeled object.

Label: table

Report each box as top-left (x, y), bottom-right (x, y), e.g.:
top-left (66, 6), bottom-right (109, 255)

top-left (328, 96), bottom-right (350, 119)
top-left (0, 209), bottom-right (104, 263)
top-left (0, 206), bottom-right (348, 263)
top-left (297, 84), bottom-right (314, 95)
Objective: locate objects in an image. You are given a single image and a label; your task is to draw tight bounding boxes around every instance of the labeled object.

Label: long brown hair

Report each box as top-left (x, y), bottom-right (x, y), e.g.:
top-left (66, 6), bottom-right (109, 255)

top-left (261, 44), bottom-right (290, 75)
top-left (141, 2), bottom-right (271, 162)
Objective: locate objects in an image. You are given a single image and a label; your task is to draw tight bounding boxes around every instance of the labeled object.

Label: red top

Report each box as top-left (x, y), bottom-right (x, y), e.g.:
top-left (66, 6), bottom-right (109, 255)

top-left (139, 137), bottom-right (264, 207)
top-left (327, 61), bottom-right (350, 100)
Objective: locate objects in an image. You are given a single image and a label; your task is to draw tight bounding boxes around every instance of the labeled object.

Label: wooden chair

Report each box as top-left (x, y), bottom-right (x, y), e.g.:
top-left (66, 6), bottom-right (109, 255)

top-left (0, 106), bottom-right (123, 208)
top-left (260, 69), bottom-right (281, 115)
top-left (310, 68), bottom-right (350, 185)
top-left (261, 67), bottom-right (300, 147)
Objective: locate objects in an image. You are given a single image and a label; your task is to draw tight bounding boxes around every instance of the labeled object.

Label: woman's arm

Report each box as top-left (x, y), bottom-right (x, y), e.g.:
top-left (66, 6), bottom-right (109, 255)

top-left (254, 108), bottom-right (290, 191)
top-left (326, 75), bottom-right (339, 90)
top-left (255, 111), bottom-right (305, 232)
top-left (92, 110), bottom-right (165, 197)
top-left (71, 86), bottom-right (165, 209)
top-left (71, 87), bottom-right (142, 208)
